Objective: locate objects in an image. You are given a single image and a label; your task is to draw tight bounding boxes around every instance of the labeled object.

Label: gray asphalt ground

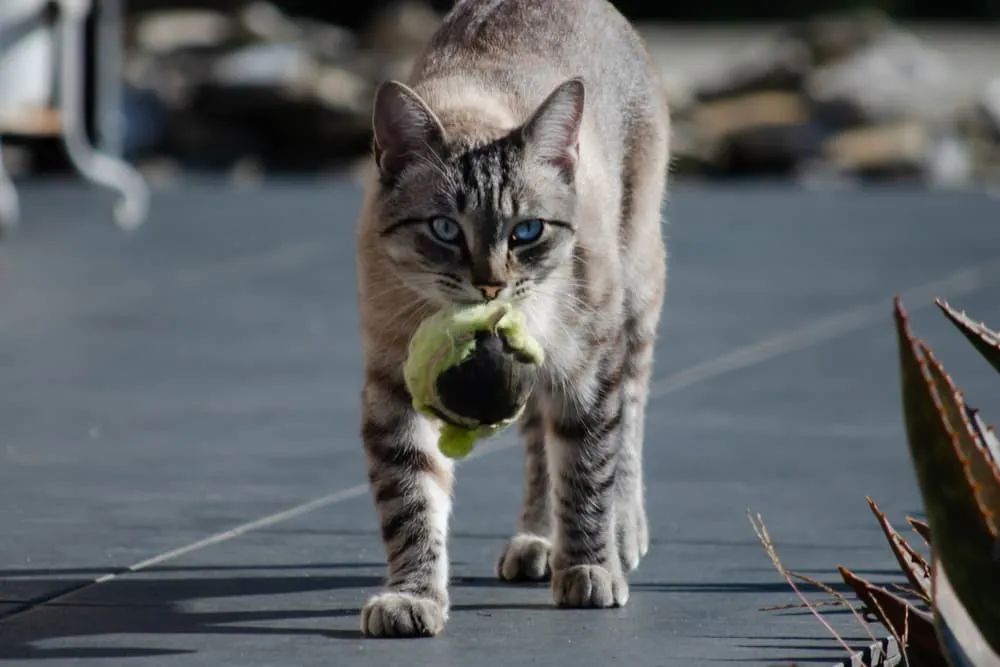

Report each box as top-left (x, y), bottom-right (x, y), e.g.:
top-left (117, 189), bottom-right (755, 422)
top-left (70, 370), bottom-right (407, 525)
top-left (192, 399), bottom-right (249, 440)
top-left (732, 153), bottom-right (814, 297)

top-left (1, 181), bottom-right (998, 665)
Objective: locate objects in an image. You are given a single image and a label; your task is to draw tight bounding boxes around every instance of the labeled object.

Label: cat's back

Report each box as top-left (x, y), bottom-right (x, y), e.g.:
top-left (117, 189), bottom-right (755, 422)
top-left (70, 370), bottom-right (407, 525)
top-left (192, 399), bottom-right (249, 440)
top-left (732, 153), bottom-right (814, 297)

top-left (413, 0), bottom-right (659, 125)
top-left (426, 0), bottom-right (632, 62)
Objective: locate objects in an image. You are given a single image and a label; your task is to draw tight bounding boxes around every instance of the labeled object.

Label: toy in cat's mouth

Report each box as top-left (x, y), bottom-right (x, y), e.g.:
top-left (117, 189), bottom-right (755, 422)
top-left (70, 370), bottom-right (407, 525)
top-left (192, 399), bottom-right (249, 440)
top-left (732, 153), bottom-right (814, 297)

top-left (403, 302), bottom-right (543, 458)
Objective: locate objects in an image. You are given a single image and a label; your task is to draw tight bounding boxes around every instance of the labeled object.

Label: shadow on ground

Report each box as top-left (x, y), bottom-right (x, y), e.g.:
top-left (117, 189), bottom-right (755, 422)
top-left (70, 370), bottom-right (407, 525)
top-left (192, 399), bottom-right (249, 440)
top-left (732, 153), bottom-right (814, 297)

top-left (0, 563), bottom-right (882, 661)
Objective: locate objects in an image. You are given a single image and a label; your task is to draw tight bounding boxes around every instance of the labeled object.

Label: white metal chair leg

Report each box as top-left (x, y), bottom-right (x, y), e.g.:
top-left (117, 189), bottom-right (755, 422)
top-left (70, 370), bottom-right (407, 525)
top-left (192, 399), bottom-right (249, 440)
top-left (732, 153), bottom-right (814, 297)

top-left (0, 138), bottom-right (19, 234)
top-left (58, 0), bottom-right (148, 230)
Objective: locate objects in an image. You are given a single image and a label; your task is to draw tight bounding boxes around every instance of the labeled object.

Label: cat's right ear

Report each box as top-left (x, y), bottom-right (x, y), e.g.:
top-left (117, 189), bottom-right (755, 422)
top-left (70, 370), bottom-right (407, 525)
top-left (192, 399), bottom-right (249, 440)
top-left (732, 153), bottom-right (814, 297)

top-left (372, 81), bottom-right (446, 183)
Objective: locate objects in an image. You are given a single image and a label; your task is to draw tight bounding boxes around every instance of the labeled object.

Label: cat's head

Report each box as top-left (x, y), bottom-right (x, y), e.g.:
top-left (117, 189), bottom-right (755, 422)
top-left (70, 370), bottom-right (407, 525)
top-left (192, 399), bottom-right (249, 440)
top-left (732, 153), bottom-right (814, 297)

top-left (370, 78), bottom-right (584, 306)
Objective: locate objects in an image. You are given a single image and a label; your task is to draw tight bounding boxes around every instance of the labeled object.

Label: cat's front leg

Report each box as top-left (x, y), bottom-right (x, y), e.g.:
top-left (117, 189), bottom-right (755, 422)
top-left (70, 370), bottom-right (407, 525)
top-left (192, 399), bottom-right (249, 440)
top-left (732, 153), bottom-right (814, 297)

top-left (497, 396), bottom-right (553, 582)
top-left (546, 351), bottom-right (630, 608)
top-left (360, 369), bottom-right (453, 637)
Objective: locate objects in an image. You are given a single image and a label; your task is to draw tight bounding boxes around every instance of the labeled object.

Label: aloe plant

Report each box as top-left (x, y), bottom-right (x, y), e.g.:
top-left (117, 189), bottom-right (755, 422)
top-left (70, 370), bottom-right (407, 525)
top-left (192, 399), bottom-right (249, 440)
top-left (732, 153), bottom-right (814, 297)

top-left (895, 298), bottom-right (1000, 660)
top-left (754, 298), bottom-right (1000, 667)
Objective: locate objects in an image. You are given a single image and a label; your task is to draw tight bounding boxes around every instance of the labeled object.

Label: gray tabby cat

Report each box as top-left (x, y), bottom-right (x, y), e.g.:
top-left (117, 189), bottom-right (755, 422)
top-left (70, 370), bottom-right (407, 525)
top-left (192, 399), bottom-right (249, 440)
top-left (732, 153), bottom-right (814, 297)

top-left (355, 0), bottom-right (669, 637)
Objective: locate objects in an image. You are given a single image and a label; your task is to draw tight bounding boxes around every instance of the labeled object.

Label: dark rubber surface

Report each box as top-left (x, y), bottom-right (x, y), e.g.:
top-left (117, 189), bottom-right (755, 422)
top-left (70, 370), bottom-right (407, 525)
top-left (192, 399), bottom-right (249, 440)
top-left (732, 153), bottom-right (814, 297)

top-left (1, 181), bottom-right (998, 664)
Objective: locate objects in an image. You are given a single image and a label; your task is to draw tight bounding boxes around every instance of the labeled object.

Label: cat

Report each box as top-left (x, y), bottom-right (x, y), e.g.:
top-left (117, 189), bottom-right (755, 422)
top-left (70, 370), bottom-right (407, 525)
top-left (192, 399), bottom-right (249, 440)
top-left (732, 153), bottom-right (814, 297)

top-left (355, 0), bottom-right (669, 637)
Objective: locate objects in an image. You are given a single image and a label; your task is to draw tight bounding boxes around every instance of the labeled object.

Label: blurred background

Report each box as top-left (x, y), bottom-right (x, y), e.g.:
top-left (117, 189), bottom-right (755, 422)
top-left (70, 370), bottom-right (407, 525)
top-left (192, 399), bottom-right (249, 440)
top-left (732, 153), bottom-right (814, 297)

top-left (1, 0), bottom-right (999, 206)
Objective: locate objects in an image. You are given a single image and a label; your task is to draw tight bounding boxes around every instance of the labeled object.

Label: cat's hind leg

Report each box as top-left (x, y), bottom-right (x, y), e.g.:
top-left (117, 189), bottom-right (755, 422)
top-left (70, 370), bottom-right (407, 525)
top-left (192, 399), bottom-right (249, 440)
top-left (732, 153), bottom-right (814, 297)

top-left (615, 104), bottom-right (669, 574)
top-left (497, 395), bottom-right (553, 582)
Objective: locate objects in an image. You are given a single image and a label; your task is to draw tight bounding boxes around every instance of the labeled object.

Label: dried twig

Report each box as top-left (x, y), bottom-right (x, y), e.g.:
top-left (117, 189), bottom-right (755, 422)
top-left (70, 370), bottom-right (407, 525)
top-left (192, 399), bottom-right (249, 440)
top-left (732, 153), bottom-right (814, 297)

top-left (788, 570), bottom-right (878, 642)
top-left (748, 510), bottom-right (855, 656)
top-left (868, 587), bottom-right (911, 667)
top-left (889, 582), bottom-right (929, 606)
top-left (760, 599), bottom-right (847, 612)
top-left (902, 603), bottom-right (911, 667)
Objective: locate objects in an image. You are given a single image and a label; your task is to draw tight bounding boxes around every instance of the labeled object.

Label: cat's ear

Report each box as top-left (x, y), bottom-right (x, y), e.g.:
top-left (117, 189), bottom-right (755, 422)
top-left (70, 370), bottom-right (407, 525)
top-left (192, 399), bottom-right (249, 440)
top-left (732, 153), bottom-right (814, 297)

top-left (522, 78), bottom-right (585, 178)
top-left (372, 81), bottom-right (446, 182)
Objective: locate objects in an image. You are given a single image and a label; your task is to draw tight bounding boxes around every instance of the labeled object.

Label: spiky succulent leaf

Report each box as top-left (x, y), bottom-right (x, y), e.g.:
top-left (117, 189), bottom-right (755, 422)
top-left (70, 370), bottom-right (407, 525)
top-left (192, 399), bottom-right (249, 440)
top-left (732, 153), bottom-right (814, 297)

top-left (936, 299), bottom-right (1000, 374)
top-left (866, 497), bottom-right (931, 602)
top-left (933, 561), bottom-right (1000, 667)
top-left (907, 516), bottom-right (932, 546)
top-left (967, 407), bottom-right (1000, 464)
top-left (895, 299), bottom-right (1000, 654)
top-left (838, 566), bottom-right (944, 662)
top-left (920, 342), bottom-right (1000, 535)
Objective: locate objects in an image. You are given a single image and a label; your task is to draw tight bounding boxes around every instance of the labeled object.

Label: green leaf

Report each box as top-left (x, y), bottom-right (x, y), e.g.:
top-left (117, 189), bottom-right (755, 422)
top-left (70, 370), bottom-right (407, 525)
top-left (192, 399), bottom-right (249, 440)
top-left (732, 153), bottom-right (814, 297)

top-left (936, 299), bottom-right (1000, 374)
top-left (894, 298), bottom-right (1000, 655)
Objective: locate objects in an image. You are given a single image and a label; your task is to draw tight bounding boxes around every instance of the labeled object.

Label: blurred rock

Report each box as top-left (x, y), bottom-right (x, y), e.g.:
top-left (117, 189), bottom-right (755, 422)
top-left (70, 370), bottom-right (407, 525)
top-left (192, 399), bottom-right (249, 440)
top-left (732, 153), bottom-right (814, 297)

top-left (927, 135), bottom-right (973, 188)
top-left (787, 10), bottom-right (891, 65)
top-left (122, 1), bottom-right (403, 170)
top-left (808, 31), bottom-right (951, 124)
top-left (667, 10), bottom-right (1000, 187)
top-left (240, 2), bottom-right (357, 62)
top-left (211, 42), bottom-right (316, 88)
top-left (696, 37), bottom-right (810, 102)
top-left (229, 155), bottom-right (266, 188)
top-left (959, 78), bottom-right (1000, 184)
top-left (694, 92), bottom-right (810, 141)
top-left (688, 92), bottom-right (818, 175)
top-left (980, 77), bottom-right (1000, 139)
top-left (366, 1), bottom-right (441, 60)
top-left (115, 4), bottom-right (998, 188)
top-left (137, 156), bottom-right (181, 189)
top-left (132, 10), bottom-right (234, 54)
top-left (720, 124), bottom-right (823, 176)
top-left (211, 43), bottom-right (316, 88)
top-left (0, 144), bottom-right (34, 178)
top-left (125, 49), bottom-right (213, 108)
top-left (823, 121), bottom-right (928, 179)
top-left (314, 66), bottom-right (372, 115)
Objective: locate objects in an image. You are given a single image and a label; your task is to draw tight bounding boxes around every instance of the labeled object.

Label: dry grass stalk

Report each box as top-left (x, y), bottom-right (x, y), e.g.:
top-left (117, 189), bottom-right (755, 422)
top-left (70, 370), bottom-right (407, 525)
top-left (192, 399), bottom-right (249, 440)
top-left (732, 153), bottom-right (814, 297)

top-left (788, 570), bottom-right (878, 642)
top-left (760, 599), bottom-right (848, 612)
top-left (748, 510), bottom-right (856, 656)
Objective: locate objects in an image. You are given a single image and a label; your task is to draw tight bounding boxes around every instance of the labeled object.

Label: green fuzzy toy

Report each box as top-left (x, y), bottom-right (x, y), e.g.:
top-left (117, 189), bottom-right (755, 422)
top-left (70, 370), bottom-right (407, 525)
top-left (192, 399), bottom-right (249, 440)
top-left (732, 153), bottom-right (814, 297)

top-left (404, 302), bottom-right (544, 459)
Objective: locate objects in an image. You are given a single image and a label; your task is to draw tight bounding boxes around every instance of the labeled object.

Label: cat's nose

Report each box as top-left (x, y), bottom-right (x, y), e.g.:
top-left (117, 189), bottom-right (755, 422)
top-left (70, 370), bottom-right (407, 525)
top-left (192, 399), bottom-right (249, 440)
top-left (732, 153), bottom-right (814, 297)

top-left (476, 283), bottom-right (505, 301)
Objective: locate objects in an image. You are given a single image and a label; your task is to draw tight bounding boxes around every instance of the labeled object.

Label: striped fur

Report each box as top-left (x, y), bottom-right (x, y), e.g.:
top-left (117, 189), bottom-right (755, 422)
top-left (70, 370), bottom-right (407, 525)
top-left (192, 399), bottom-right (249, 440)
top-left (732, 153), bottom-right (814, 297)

top-left (356, 0), bottom-right (669, 636)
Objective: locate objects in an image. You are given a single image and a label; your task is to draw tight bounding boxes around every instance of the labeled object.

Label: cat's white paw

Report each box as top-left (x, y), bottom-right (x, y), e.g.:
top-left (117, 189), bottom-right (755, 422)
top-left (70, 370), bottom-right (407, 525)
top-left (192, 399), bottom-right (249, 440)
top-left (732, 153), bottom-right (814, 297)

top-left (360, 592), bottom-right (446, 638)
top-left (497, 533), bottom-right (552, 581)
top-left (617, 501), bottom-right (649, 572)
top-left (552, 564), bottom-right (629, 608)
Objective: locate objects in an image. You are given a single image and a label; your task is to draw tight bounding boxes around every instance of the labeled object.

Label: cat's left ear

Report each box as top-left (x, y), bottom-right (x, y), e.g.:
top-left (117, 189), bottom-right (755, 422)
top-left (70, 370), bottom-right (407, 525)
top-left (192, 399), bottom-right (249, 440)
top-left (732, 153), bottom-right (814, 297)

top-left (372, 81), bottom-right (446, 183)
top-left (522, 78), bottom-right (585, 178)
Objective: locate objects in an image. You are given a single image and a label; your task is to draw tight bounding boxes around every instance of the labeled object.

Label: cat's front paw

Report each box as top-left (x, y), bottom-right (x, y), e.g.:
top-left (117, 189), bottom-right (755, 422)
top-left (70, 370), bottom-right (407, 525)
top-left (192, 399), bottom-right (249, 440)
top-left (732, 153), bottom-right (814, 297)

top-left (617, 500), bottom-right (649, 573)
top-left (497, 533), bottom-right (551, 582)
top-left (552, 564), bottom-right (629, 608)
top-left (360, 592), bottom-right (447, 638)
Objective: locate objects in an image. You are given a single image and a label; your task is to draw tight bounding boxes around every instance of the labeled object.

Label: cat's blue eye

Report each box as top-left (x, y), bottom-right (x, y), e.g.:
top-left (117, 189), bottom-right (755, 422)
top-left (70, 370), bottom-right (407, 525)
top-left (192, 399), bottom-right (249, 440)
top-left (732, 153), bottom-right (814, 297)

top-left (511, 219), bottom-right (544, 244)
top-left (429, 216), bottom-right (462, 244)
